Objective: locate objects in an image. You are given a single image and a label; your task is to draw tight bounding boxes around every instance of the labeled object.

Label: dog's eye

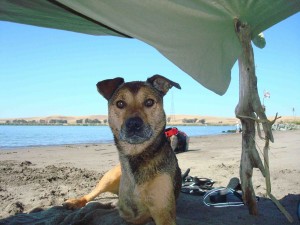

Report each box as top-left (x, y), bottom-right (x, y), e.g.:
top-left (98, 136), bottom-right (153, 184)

top-left (144, 99), bottom-right (155, 107)
top-left (116, 100), bottom-right (126, 109)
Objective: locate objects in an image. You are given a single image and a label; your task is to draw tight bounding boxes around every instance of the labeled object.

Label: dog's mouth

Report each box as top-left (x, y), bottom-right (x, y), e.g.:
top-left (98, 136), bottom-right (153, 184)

top-left (119, 117), bottom-right (153, 144)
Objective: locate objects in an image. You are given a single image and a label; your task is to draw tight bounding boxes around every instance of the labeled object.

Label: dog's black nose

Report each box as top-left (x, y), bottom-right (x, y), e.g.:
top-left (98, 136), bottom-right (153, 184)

top-left (126, 117), bottom-right (143, 132)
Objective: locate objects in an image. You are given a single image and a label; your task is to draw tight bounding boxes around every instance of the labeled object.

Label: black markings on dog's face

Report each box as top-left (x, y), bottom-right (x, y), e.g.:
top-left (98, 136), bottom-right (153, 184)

top-left (108, 82), bottom-right (165, 149)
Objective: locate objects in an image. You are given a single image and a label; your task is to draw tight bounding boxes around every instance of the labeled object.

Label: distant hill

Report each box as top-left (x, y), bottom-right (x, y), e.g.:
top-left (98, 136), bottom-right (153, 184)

top-left (1, 114), bottom-right (299, 126)
top-left (0, 115), bottom-right (108, 125)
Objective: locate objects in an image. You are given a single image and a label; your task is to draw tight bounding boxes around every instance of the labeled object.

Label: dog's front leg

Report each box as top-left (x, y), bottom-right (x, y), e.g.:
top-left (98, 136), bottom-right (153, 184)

top-left (83, 163), bottom-right (121, 199)
top-left (64, 164), bottom-right (121, 209)
top-left (140, 174), bottom-right (177, 225)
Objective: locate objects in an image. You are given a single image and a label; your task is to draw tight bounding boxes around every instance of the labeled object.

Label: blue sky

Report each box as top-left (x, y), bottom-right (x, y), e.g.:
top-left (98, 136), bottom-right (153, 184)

top-left (0, 13), bottom-right (299, 118)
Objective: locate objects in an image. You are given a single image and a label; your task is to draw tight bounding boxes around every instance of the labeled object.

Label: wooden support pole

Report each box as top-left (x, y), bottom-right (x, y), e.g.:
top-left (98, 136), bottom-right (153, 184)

top-left (234, 19), bottom-right (294, 223)
top-left (234, 19), bottom-right (265, 215)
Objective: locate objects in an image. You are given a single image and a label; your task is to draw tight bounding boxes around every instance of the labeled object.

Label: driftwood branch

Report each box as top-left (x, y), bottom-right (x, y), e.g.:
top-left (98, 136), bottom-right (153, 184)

top-left (234, 19), bottom-right (293, 222)
top-left (263, 139), bottom-right (293, 223)
top-left (237, 114), bottom-right (281, 140)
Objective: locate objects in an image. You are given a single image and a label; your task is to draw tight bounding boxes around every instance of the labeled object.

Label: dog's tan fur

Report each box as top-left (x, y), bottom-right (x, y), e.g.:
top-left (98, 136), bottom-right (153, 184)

top-left (64, 75), bottom-right (181, 225)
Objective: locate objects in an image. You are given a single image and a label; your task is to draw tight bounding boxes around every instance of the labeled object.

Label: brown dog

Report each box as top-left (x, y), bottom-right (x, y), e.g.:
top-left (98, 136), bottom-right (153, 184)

top-left (64, 75), bottom-right (182, 225)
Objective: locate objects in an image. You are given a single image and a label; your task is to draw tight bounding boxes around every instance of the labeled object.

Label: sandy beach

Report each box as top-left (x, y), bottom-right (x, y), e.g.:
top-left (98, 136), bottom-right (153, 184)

top-left (0, 130), bottom-right (299, 224)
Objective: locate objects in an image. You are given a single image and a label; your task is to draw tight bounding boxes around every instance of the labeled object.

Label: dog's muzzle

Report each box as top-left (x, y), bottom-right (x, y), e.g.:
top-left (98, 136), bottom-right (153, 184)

top-left (120, 117), bottom-right (153, 144)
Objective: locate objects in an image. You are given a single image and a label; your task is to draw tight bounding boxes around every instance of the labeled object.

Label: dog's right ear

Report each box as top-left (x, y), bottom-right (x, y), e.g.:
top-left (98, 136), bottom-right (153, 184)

top-left (96, 77), bottom-right (124, 100)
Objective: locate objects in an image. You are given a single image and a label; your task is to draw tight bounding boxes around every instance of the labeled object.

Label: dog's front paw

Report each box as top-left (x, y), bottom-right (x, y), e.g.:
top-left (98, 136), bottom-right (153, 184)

top-left (63, 197), bottom-right (87, 209)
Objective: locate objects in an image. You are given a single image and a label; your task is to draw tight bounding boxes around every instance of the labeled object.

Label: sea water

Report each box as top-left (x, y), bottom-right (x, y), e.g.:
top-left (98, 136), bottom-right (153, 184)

top-left (0, 125), bottom-right (235, 149)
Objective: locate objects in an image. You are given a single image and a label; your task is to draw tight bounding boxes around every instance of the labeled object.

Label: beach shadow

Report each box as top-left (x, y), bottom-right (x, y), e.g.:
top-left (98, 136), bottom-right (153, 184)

top-left (0, 202), bottom-right (127, 225)
top-left (176, 193), bottom-right (300, 224)
top-left (1, 194), bottom-right (299, 225)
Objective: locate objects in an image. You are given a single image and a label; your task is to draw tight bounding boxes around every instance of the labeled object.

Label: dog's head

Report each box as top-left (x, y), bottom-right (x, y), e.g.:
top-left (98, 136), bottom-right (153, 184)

top-left (97, 75), bottom-right (180, 153)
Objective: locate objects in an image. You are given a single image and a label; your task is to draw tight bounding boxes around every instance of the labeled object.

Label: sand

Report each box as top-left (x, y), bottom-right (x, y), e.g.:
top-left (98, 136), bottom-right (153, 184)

top-left (0, 130), bottom-right (299, 224)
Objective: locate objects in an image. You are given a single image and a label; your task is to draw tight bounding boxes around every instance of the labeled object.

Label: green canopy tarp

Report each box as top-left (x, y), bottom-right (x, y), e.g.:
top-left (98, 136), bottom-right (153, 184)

top-left (1, 0), bottom-right (299, 95)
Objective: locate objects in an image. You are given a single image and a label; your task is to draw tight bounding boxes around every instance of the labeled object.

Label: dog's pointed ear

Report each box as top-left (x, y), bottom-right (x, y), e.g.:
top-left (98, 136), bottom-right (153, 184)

top-left (96, 77), bottom-right (124, 100)
top-left (147, 74), bottom-right (181, 96)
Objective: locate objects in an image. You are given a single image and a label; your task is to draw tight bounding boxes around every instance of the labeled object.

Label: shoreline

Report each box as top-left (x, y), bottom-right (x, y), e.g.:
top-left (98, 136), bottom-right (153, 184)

top-left (2, 123), bottom-right (299, 151)
top-left (0, 132), bottom-right (234, 152)
top-left (0, 130), bottom-right (299, 224)
top-left (1, 129), bottom-right (299, 151)
top-left (0, 125), bottom-right (236, 150)
top-left (0, 140), bottom-right (115, 152)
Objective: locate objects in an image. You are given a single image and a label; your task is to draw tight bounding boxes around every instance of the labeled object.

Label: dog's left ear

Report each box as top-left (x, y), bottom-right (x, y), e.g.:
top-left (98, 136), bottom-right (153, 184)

top-left (97, 77), bottom-right (124, 100)
top-left (147, 74), bottom-right (181, 96)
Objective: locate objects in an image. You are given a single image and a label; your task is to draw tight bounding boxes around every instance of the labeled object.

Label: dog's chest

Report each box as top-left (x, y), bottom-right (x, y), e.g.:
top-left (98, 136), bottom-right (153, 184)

top-left (118, 169), bottom-right (174, 223)
top-left (117, 170), bottom-right (150, 222)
